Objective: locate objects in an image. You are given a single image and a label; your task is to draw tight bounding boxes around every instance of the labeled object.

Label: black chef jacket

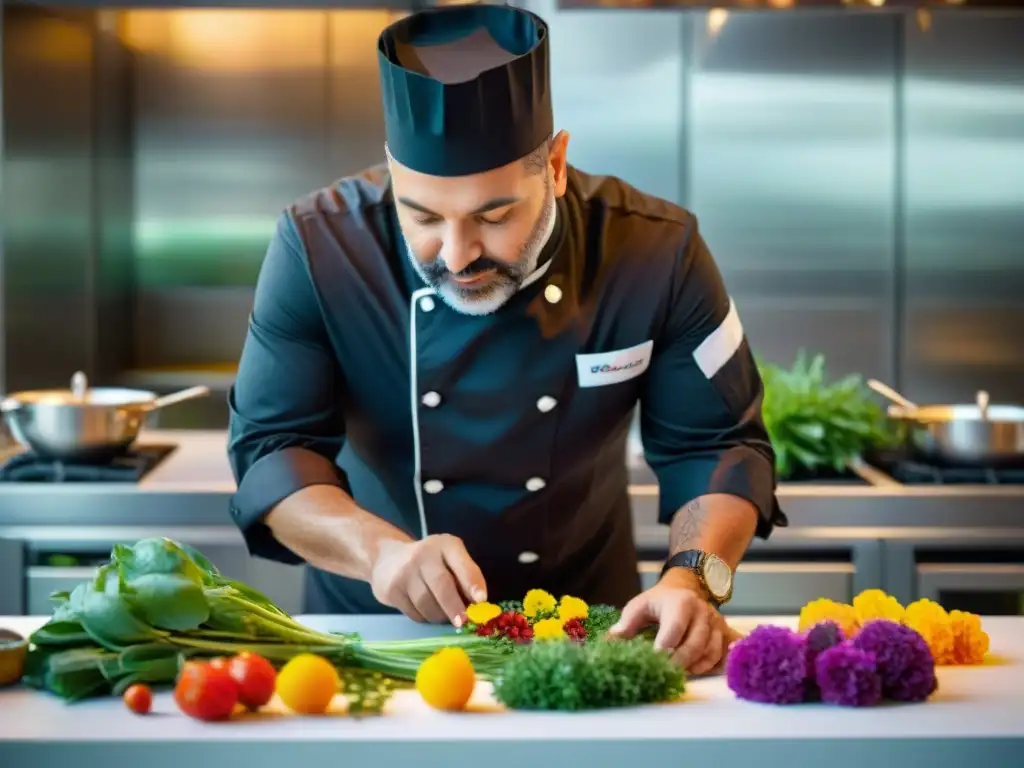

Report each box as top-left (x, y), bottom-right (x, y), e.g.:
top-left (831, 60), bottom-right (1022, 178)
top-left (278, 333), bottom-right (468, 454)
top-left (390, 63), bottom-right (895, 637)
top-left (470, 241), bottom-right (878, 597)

top-left (226, 164), bottom-right (785, 614)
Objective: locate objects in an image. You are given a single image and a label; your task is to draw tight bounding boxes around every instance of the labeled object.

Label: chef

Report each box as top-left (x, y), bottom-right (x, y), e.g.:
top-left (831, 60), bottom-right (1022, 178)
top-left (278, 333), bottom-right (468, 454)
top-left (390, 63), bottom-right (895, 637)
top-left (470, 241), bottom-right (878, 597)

top-left (227, 3), bottom-right (786, 673)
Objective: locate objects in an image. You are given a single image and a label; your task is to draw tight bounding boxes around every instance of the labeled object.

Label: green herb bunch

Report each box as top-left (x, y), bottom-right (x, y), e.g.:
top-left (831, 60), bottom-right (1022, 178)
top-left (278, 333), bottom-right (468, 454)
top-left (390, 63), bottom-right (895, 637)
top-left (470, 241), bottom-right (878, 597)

top-left (24, 538), bottom-right (510, 704)
top-left (492, 637), bottom-right (685, 711)
top-left (760, 351), bottom-right (898, 480)
top-left (583, 604), bottom-right (621, 637)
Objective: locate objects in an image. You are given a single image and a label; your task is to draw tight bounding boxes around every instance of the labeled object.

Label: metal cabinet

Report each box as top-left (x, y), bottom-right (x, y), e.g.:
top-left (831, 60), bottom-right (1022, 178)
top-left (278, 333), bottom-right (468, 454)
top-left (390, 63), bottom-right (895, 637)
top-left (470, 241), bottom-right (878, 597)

top-left (916, 564), bottom-right (1024, 616)
top-left (638, 559), bottom-right (854, 616)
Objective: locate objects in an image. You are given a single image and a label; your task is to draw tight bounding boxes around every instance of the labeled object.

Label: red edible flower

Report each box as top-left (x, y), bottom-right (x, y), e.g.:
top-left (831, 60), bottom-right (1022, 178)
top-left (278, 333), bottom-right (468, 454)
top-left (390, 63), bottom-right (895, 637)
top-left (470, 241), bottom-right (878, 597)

top-left (476, 611), bottom-right (534, 643)
top-left (564, 618), bottom-right (588, 642)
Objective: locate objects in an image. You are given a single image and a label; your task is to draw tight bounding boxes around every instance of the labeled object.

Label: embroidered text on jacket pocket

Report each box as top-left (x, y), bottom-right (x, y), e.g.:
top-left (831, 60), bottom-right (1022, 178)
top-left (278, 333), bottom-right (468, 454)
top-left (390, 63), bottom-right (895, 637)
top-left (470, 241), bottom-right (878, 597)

top-left (575, 340), bottom-right (654, 388)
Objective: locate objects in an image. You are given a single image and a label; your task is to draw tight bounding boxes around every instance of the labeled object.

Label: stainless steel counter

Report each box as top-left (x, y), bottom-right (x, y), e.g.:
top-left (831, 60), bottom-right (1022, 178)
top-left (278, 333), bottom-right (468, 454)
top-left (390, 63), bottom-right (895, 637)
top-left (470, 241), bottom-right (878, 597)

top-left (2, 429), bottom-right (1023, 617)
top-left (2, 429), bottom-right (1023, 543)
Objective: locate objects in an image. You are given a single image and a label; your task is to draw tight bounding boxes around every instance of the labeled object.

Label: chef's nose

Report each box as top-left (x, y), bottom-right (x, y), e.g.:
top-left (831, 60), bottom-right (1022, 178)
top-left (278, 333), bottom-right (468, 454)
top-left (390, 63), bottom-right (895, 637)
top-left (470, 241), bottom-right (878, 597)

top-left (441, 224), bottom-right (482, 275)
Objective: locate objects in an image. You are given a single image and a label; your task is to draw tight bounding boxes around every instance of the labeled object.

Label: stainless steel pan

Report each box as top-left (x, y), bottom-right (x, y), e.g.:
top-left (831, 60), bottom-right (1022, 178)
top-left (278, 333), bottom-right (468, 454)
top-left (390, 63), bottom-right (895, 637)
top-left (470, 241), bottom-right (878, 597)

top-left (868, 379), bottom-right (1024, 465)
top-left (0, 371), bottom-right (210, 462)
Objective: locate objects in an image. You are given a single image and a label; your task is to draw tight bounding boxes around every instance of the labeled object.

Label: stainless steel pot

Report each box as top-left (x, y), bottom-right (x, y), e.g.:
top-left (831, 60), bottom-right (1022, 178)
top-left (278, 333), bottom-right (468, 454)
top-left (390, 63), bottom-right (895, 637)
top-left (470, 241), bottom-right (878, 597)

top-left (0, 371), bottom-right (210, 462)
top-left (868, 379), bottom-right (1024, 465)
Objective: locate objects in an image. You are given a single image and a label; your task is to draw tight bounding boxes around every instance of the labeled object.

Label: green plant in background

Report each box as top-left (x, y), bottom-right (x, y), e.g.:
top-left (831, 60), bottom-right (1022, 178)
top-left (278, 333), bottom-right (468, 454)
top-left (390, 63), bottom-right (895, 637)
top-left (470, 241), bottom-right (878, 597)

top-left (759, 351), bottom-right (898, 480)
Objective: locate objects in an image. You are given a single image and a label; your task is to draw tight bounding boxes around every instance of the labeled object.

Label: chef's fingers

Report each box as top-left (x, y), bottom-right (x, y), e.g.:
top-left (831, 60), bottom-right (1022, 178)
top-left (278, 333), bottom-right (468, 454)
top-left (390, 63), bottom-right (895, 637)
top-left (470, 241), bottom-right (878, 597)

top-left (407, 573), bottom-right (449, 624)
top-left (606, 595), bottom-right (652, 639)
top-left (421, 561), bottom-right (469, 624)
top-left (652, 601), bottom-right (693, 653)
top-left (689, 624), bottom-right (725, 676)
top-left (673, 609), bottom-right (712, 668)
top-left (724, 624), bottom-right (746, 649)
top-left (439, 536), bottom-right (487, 604)
top-left (393, 593), bottom-right (428, 624)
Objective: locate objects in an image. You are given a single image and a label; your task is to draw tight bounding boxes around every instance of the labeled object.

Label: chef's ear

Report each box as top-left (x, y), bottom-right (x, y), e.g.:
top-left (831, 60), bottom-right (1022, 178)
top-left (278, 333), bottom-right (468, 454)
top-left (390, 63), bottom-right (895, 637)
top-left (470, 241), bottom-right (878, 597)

top-left (549, 130), bottom-right (570, 197)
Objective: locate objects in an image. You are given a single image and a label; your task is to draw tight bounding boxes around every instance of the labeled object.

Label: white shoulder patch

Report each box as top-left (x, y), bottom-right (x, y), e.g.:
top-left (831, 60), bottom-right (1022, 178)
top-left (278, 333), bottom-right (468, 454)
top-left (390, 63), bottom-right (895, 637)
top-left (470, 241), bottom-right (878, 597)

top-left (692, 297), bottom-right (744, 379)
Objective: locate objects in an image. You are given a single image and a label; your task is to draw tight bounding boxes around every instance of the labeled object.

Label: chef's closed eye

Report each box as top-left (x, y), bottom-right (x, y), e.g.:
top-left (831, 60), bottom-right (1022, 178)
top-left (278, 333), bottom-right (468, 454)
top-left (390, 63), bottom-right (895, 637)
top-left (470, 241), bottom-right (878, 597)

top-left (477, 209), bottom-right (513, 226)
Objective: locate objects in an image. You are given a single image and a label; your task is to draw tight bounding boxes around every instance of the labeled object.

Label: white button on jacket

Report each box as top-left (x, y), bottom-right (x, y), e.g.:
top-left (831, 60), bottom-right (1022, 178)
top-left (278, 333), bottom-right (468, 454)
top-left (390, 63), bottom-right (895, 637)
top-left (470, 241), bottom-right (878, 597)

top-left (536, 396), bottom-right (557, 412)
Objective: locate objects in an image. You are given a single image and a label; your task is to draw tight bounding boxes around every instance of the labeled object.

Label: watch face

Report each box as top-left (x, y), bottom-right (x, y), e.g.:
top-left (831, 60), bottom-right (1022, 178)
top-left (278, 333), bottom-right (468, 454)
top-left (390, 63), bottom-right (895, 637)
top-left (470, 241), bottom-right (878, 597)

top-left (703, 554), bottom-right (733, 598)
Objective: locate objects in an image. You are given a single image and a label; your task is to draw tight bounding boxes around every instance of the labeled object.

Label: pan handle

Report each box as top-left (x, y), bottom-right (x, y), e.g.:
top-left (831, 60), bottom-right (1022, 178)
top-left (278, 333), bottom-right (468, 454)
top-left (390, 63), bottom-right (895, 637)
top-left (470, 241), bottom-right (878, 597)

top-left (0, 397), bottom-right (21, 413)
top-left (867, 379), bottom-right (918, 412)
top-left (146, 385), bottom-right (211, 411)
top-left (977, 390), bottom-right (990, 420)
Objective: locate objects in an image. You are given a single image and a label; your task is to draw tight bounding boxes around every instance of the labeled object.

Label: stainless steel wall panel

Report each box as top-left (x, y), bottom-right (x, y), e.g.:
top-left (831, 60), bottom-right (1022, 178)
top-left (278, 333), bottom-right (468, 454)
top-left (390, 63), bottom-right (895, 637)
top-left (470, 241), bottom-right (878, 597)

top-left (516, 0), bottom-right (686, 205)
top-left (901, 13), bottom-right (1024, 404)
top-left (123, 10), bottom-right (398, 377)
top-left (1, 7), bottom-right (98, 392)
top-left (326, 10), bottom-right (400, 177)
top-left (124, 10), bottom-right (332, 368)
top-left (688, 12), bottom-right (899, 381)
top-left (93, 11), bottom-right (137, 383)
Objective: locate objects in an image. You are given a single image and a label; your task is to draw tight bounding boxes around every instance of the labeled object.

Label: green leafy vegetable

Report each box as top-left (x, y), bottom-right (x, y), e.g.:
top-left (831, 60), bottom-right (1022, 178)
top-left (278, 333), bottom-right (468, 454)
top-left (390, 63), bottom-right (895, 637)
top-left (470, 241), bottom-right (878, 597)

top-left (583, 604), bottom-right (621, 637)
top-left (492, 637), bottom-right (686, 711)
top-left (760, 351), bottom-right (899, 480)
top-left (125, 573), bottom-right (210, 631)
top-left (25, 537), bottom-right (512, 707)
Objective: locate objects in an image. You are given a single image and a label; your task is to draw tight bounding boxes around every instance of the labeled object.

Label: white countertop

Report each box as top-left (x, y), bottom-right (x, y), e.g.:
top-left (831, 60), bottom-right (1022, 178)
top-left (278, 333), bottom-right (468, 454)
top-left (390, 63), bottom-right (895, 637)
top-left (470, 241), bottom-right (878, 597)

top-left (1, 614), bottom-right (1022, 744)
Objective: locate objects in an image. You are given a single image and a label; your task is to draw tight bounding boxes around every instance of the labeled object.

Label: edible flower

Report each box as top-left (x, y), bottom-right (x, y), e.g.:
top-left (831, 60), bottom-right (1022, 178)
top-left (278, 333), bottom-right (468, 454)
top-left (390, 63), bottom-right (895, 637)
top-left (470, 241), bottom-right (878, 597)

top-left (852, 589), bottom-right (905, 625)
top-left (903, 599), bottom-right (955, 664)
top-left (949, 610), bottom-right (989, 665)
top-left (802, 621), bottom-right (845, 700)
top-left (532, 618), bottom-right (566, 640)
top-left (465, 602), bottom-right (501, 626)
top-left (523, 589), bottom-right (556, 618)
top-left (563, 618), bottom-right (588, 642)
top-left (557, 595), bottom-right (589, 623)
top-left (851, 619), bottom-right (937, 702)
top-left (726, 625), bottom-right (807, 705)
top-left (798, 598), bottom-right (859, 638)
top-left (815, 645), bottom-right (882, 707)
top-left (475, 611), bottom-right (534, 643)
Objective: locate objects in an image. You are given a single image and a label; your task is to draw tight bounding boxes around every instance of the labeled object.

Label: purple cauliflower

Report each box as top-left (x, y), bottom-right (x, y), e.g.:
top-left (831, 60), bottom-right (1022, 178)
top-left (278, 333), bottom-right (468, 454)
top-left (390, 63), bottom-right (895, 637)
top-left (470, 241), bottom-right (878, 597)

top-left (851, 619), bottom-right (938, 702)
top-left (815, 644), bottom-right (883, 707)
top-left (726, 625), bottom-right (807, 705)
top-left (803, 621), bottom-right (846, 701)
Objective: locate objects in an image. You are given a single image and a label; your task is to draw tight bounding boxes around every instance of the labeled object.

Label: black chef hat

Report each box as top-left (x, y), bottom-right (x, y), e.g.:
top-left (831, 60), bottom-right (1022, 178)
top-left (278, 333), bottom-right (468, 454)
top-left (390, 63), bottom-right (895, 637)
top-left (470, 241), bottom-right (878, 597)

top-left (377, 3), bottom-right (553, 178)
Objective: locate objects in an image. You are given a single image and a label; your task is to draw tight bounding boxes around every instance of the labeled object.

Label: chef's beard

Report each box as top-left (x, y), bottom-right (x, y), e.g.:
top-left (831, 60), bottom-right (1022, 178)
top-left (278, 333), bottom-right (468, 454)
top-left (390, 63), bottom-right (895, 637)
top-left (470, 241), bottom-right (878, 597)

top-left (405, 181), bottom-right (557, 317)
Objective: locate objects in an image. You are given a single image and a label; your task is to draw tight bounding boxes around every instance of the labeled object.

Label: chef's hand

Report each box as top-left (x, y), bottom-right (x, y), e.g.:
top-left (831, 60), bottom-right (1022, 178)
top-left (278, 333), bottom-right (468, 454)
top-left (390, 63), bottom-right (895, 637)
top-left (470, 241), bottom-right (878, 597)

top-left (370, 534), bottom-right (487, 625)
top-left (606, 569), bottom-right (738, 674)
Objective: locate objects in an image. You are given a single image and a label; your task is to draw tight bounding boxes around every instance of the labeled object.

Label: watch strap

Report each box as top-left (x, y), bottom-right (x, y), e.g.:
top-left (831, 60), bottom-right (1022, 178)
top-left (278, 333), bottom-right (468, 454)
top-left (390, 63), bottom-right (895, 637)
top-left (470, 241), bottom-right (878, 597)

top-left (660, 549), bottom-right (704, 576)
top-left (660, 549), bottom-right (720, 605)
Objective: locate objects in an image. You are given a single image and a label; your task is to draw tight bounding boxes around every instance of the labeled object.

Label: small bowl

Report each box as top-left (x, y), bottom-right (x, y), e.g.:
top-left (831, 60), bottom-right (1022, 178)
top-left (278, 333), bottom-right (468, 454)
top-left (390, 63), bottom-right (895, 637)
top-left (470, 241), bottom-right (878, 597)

top-left (0, 629), bottom-right (28, 686)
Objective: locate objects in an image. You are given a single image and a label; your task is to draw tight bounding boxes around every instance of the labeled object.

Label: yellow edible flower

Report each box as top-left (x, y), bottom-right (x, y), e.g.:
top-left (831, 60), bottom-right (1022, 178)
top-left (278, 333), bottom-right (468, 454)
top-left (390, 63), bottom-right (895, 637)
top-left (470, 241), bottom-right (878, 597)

top-left (904, 599), bottom-right (955, 664)
top-left (798, 598), bottom-right (859, 638)
top-left (465, 602), bottom-right (501, 626)
top-left (523, 589), bottom-right (556, 618)
top-left (532, 618), bottom-right (566, 640)
top-left (949, 610), bottom-right (990, 665)
top-left (557, 595), bottom-right (589, 622)
top-left (852, 589), bottom-right (905, 625)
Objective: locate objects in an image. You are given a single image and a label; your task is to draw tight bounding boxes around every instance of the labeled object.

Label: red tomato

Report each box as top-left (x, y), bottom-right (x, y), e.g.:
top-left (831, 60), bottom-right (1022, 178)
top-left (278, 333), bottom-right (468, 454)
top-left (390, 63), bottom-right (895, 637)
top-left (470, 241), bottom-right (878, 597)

top-left (123, 683), bottom-right (153, 715)
top-left (227, 652), bottom-right (277, 710)
top-left (174, 661), bottom-right (238, 721)
top-left (208, 657), bottom-right (229, 671)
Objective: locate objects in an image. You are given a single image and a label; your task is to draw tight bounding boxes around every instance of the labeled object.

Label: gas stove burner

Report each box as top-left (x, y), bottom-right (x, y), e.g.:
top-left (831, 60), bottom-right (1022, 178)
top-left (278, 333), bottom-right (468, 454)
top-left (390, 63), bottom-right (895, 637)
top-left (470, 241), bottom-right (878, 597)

top-left (0, 443), bottom-right (177, 483)
top-left (887, 461), bottom-right (1024, 486)
top-left (864, 448), bottom-right (1024, 485)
